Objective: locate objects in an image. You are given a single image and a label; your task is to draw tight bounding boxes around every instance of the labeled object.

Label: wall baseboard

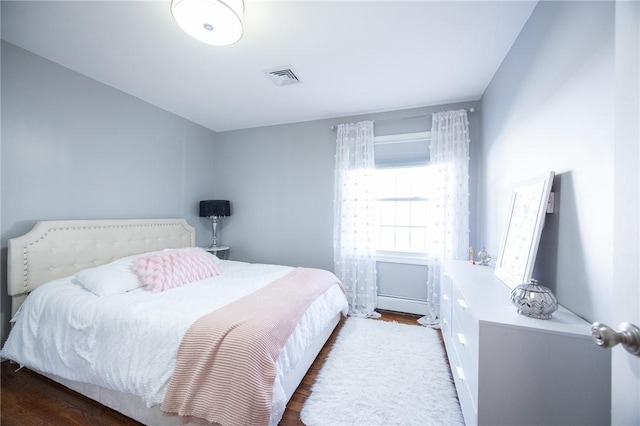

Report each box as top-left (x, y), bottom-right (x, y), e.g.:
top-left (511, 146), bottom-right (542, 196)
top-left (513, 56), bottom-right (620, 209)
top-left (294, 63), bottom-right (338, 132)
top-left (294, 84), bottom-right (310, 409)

top-left (377, 295), bottom-right (429, 315)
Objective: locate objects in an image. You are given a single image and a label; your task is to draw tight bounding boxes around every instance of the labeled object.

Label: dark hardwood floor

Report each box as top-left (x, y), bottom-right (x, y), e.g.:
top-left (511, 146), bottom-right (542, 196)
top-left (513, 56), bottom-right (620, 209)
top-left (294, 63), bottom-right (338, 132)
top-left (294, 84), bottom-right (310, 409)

top-left (1, 311), bottom-right (424, 426)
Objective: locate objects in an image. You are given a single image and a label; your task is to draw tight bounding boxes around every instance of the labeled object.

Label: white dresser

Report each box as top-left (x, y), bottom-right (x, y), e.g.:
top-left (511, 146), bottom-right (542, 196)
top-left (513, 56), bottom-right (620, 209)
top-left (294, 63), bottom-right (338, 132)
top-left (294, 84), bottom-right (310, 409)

top-left (440, 260), bottom-right (611, 426)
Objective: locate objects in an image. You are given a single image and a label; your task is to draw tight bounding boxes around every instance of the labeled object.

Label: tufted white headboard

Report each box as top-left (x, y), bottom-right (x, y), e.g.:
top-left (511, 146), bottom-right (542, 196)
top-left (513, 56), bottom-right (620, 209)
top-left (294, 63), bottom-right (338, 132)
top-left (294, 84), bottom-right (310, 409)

top-left (7, 218), bottom-right (195, 315)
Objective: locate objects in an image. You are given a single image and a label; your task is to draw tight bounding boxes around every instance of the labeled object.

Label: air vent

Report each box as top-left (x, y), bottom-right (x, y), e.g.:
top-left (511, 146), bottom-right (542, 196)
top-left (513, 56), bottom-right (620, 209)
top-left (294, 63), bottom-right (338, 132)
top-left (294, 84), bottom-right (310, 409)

top-left (264, 66), bottom-right (301, 86)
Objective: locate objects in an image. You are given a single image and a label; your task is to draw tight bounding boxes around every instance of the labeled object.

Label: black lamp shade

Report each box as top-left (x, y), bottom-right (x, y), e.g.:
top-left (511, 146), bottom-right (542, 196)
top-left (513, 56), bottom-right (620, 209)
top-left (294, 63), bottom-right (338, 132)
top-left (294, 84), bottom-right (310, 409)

top-left (199, 200), bottom-right (231, 217)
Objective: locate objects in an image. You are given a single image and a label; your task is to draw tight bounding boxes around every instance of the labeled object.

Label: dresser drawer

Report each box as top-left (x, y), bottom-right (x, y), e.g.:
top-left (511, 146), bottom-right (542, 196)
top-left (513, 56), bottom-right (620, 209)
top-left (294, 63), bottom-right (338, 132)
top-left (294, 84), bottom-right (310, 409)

top-left (451, 286), bottom-right (479, 359)
top-left (440, 272), bottom-right (453, 337)
top-left (450, 286), bottom-right (479, 404)
top-left (451, 315), bottom-right (479, 404)
top-left (448, 347), bottom-right (478, 425)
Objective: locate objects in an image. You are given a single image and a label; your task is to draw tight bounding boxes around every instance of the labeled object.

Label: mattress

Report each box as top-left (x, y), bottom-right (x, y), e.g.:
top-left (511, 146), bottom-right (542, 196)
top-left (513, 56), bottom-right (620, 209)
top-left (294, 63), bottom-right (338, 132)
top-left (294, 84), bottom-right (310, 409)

top-left (1, 258), bottom-right (348, 425)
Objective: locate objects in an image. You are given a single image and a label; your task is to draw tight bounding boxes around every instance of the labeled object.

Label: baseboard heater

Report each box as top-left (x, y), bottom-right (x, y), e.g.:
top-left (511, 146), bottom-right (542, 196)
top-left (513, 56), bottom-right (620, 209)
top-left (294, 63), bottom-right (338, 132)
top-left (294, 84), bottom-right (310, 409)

top-left (377, 295), bottom-right (429, 315)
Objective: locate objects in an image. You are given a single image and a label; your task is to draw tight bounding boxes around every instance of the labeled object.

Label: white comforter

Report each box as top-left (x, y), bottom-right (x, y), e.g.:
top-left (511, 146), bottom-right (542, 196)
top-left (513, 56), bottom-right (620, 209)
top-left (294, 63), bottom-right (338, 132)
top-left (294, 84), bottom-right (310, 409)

top-left (1, 260), bottom-right (348, 424)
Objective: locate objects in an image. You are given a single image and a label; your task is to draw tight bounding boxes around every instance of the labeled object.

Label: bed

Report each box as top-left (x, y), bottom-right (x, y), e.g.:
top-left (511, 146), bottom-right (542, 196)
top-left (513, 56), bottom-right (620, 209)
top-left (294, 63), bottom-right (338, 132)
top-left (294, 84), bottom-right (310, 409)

top-left (1, 218), bottom-right (348, 425)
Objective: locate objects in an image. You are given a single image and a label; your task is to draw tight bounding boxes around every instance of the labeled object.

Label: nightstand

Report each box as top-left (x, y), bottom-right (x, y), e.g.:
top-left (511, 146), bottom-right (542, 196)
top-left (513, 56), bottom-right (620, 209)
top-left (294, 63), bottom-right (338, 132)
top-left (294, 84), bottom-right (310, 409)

top-left (203, 246), bottom-right (230, 260)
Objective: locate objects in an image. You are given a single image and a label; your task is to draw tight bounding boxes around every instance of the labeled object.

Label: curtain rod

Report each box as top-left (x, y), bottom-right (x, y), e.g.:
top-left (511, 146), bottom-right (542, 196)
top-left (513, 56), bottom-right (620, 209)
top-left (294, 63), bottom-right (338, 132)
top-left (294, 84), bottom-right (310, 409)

top-left (330, 107), bottom-right (475, 130)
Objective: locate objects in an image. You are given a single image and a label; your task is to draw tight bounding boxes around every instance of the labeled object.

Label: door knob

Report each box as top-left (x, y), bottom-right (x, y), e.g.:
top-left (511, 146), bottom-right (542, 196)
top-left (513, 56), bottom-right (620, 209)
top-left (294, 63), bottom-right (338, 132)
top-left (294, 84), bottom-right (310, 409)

top-left (591, 322), bottom-right (640, 356)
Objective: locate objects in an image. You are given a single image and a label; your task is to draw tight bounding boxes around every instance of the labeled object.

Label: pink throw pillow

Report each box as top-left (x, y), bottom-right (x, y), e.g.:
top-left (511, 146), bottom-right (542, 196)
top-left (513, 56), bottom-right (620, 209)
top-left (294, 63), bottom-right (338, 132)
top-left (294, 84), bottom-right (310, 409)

top-left (132, 247), bottom-right (221, 292)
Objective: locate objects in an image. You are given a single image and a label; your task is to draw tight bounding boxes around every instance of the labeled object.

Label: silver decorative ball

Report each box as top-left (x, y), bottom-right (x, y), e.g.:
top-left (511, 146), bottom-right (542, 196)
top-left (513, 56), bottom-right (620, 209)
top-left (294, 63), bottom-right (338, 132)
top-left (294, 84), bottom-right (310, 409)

top-left (510, 279), bottom-right (558, 320)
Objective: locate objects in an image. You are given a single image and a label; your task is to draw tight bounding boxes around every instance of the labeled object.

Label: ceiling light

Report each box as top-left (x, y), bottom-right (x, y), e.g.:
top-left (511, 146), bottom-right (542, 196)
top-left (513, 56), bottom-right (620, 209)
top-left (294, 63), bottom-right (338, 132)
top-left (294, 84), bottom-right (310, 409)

top-left (171, 0), bottom-right (244, 46)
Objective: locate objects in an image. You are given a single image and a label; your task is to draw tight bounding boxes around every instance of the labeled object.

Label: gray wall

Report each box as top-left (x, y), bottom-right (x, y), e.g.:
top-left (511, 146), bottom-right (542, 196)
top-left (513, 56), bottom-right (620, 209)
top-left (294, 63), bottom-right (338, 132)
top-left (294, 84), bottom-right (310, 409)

top-left (479, 1), bottom-right (615, 322)
top-left (215, 101), bottom-right (481, 303)
top-left (1, 42), bottom-right (219, 343)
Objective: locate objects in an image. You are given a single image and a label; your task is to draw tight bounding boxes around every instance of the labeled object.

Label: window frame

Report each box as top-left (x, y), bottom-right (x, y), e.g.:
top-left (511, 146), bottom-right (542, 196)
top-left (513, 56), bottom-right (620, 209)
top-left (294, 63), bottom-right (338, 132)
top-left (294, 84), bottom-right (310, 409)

top-left (373, 131), bottom-right (431, 263)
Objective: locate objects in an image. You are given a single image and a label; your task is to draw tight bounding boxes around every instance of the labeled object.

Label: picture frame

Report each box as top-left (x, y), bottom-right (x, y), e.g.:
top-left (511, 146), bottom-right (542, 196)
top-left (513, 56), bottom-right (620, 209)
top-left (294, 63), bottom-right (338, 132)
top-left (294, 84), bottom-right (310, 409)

top-left (494, 171), bottom-right (555, 289)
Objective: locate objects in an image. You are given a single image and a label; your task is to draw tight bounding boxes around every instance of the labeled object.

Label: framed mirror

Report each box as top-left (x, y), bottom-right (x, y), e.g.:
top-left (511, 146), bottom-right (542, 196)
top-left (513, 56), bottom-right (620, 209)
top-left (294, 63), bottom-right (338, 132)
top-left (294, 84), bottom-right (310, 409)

top-left (494, 171), bottom-right (555, 289)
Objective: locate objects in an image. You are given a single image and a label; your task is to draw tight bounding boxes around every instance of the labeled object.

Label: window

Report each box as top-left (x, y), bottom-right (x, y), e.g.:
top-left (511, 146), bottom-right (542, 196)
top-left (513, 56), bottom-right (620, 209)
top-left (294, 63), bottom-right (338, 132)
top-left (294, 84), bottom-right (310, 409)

top-left (374, 132), bottom-right (432, 255)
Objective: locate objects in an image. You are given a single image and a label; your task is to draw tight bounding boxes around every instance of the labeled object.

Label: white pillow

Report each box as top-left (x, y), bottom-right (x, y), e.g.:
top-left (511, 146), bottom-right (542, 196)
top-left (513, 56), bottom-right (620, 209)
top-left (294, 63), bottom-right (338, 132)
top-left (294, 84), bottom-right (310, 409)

top-left (74, 254), bottom-right (143, 296)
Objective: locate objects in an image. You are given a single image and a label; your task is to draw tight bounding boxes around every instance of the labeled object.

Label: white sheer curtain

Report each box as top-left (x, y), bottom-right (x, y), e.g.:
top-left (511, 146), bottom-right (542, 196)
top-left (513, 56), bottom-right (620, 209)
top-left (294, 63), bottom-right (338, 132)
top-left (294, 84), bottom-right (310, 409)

top-left (419, 109), bottom-right (470, 328)
top-left (333, 120), bottom-right (380, 318)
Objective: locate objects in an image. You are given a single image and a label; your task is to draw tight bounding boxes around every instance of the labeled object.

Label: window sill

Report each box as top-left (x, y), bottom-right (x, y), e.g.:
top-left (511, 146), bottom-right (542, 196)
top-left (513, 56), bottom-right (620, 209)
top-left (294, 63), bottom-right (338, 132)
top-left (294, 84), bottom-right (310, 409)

top-left (375, 252), bottom-right (430, 265)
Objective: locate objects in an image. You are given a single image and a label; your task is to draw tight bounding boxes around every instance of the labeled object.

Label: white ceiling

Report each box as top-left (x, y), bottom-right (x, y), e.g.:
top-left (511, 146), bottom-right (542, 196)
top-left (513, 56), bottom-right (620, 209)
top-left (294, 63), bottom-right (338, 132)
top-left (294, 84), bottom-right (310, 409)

top-left (1, 1), bottom-right (537, 132)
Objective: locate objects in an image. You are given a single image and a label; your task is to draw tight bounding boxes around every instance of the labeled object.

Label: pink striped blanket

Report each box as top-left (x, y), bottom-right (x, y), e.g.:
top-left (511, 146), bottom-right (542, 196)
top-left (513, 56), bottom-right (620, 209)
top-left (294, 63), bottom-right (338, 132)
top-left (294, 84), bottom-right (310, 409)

top-left (161, 267), bottom-right (344, 426)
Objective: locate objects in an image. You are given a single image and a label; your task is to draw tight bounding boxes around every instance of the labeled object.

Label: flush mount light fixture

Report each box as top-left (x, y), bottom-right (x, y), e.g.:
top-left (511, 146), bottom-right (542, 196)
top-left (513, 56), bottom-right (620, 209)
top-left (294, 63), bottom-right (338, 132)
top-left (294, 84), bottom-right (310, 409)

top-left (171, 0), bottom-right (244, 46)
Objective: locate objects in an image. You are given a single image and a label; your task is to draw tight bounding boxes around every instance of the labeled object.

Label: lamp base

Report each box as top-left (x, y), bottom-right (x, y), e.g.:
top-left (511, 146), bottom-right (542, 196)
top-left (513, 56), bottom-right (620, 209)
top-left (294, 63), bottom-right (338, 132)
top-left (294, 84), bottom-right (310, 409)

top-left (208, 216), bottom-right (223, 248)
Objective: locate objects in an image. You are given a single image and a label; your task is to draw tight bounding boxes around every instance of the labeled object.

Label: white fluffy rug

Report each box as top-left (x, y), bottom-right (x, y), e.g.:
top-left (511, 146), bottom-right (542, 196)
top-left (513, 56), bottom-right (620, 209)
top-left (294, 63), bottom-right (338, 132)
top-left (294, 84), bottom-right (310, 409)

top-left (300, 317), bottom-right (464, 426)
